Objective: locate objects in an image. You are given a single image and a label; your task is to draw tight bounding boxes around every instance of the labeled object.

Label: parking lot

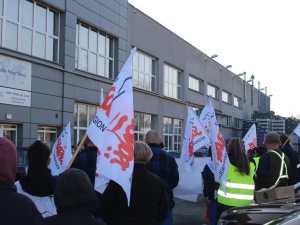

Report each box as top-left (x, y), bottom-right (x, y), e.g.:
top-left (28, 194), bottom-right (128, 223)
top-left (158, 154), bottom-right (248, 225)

top-left (173, 195), bottom-right (210, 225)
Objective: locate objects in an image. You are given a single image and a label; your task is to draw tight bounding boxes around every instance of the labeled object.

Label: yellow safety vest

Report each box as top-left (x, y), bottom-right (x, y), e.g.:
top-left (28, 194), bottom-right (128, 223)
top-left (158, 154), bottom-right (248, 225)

top-left (218, 163), bottom-right (255, 206)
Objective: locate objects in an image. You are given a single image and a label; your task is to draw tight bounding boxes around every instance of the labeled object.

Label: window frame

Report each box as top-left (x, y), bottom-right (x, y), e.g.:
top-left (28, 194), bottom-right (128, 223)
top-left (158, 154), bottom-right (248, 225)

top-left (163, 64), bottom-right (181, 100)
top-left (75, 22), bottom-right (114, 79)
top-left (134, 112), bottom-right (153, 141)
top-left (132, 50), bottom-right (156, 92)
top-left (0, 0), bottom-right (60, 62)
top-left (163, 117), bottom-right (182, 151)
top-left (207, 84), bottom-right (218, 99)
top-left (189, 75), bottom-right (203, 93)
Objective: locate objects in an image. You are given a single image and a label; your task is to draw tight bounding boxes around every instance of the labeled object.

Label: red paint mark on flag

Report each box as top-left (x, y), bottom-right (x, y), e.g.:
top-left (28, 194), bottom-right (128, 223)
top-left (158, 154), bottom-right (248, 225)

top-left (101, 86), bottom-right (116, 117)
top-left (107, 114), bottom-right (134, 171)
top-left (55, 137), bottom-right (64, 165)
top-left (215, 131), bottom-right (225, 162)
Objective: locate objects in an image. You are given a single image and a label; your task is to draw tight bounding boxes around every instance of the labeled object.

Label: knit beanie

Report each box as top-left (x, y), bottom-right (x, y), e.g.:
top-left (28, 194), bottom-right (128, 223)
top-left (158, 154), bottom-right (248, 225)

top-left (0, 137), bottom-right (18, 184)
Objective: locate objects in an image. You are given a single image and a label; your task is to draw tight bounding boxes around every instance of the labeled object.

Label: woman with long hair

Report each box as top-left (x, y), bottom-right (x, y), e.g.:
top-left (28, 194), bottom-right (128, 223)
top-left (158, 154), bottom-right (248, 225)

top-left (15, 140), bottom-right (57, 217)
top-left (216, 137), bottom-right (255, 221)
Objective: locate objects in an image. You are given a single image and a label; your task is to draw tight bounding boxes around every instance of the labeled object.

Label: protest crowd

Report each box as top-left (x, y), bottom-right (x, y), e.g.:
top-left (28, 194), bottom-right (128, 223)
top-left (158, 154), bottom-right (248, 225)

top-left (1, 48), bottom-right (300, 225)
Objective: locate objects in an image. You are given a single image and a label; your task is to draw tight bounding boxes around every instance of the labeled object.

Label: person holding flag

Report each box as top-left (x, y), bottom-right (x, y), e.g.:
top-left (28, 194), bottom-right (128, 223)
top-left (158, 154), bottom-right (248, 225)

top-left (280, 134), bottom-right (299, 185)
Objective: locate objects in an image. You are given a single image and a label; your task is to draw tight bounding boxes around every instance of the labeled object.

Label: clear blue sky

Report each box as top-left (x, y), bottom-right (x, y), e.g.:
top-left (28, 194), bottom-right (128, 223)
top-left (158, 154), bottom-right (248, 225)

top-left (128, 0), bottom-right (300, 118)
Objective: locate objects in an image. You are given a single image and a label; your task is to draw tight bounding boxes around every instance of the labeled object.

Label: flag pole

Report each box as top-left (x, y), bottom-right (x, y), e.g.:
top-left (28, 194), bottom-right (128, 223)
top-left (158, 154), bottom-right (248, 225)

top-left (66, 133), bottom-right (88, 169)
top-left (280, 132), bottom-right (293, 149)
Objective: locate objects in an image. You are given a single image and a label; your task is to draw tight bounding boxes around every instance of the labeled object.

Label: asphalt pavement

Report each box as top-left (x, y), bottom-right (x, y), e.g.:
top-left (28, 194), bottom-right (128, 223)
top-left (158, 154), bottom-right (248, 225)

top-left (173, 195), bottom-right (211, 225)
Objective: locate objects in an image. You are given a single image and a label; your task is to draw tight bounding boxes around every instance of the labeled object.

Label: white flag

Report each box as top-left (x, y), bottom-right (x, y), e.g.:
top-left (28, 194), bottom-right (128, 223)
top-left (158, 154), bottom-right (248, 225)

top-left (37, 134), bottom-right (41, 141)
top-left (208, 96), bottom-right (230, 189)
top-left (49, 121), bottom-right (72, 176)
top-left (180, 106), bottom-right (210, 173)
top-left (294, 123), bottom-right (300, 137)
top-left (242, 124), bottom-right (257, 151)
top-left (199, 102), bottom-right (212, 148)
top-left (87, 47), bottom-right (136, 206)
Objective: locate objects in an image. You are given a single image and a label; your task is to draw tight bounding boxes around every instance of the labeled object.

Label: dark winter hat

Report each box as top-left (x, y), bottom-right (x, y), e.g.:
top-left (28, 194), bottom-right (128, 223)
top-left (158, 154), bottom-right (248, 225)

top-left (0, 137), bottom-right (18, 184)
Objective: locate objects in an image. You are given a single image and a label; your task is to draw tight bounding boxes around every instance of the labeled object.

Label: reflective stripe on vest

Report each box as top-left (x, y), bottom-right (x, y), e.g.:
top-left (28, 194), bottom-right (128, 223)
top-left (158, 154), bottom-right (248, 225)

top-left (269, 150), bottom-right (289, 183)
top-left (217, 163), bottom-right (255, 206)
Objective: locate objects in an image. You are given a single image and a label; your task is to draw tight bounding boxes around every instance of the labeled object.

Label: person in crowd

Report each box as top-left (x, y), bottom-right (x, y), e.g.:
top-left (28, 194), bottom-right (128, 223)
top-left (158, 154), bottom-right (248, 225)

top-left (280, 134), bottom-right (299, 185)
top-left (0, 137), bottom-right (45, 225)
top-left (100, 141), bottom-right (168, 225)
top-left (255, 132), bottom-right (291, 191)
top-left (45, 168), bottom-right (106, 225)
top-left (71, 136), bottom-right (102, 220)
top-left (201, 147), bottom-right (218, 225)
top-left (144, 130), bottom-right (179, 225)
top-left (15, 140), bottom-right (57, 217)
top-left (216, 137), bottom-right (255, 221)
top-left (252, 145), bottom-right (267, 167)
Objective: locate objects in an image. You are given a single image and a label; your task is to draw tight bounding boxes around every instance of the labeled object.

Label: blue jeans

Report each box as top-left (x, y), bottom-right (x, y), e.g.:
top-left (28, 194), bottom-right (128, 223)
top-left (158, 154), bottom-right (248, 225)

top-left (159, 209), bottom-right (173, 225)
top-left (209, 201), bottom-right (217, 225)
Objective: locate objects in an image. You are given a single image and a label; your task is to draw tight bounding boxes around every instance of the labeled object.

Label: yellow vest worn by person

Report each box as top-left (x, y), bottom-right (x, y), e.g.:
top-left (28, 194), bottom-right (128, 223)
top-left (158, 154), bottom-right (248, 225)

top-left (218, 162), bottom-right (255, 207)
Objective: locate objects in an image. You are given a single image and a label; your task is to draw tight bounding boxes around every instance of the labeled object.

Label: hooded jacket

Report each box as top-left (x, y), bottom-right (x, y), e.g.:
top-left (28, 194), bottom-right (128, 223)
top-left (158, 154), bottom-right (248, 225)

top-left (45, 168), bottom-right (105, 225)
top-left (0, 137), bottom-right (45, 225)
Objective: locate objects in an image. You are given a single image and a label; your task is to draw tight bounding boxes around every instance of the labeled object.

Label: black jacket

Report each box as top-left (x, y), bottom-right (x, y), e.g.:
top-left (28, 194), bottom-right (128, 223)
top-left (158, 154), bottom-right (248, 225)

top-left (45, 168), bottom-right (105, 225)
top-left (0, 182), bottom-right (45, 225)
top-left (100, 163), bottom-right (168, 225)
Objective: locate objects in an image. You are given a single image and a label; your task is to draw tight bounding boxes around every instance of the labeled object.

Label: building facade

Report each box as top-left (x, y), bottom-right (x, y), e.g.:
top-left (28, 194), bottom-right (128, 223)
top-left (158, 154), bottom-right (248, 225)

top-left (0, 0), bottom-right (270, 162)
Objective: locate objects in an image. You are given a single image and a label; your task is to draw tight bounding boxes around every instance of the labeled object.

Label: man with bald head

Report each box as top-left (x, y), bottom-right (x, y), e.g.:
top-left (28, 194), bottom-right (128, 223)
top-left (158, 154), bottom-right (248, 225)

top-left (0, 137), bottom-right (45, 225)
top-left (255, 132), bottom-right (291, 191)
top-left (145, 130), bottom-right (179, 225)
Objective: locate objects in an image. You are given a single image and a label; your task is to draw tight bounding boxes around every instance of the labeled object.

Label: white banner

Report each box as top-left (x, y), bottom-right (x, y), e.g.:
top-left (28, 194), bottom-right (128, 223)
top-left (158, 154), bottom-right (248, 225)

top-left (242, 123), bottom-right (257, 151)
top-left (49, 122), bottom-right (72, 176)
top-left (208, 96), bottom-right (229, 190)
top-left (87, 48), bottom-right (136, 206)
top-left (180, 106), bottom-right (210, 173)
top-left (174, 157), bottom-right (210, 202)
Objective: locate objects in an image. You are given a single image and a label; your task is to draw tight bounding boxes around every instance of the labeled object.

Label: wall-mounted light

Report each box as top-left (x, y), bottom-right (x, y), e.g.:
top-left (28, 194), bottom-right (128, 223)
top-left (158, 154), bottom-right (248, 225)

top-left (269, 94), bottom-right (273, 97)
top-left (237, 73), bottom-right (244, 77)
top-left (205, 54), bottom-right (218, 61)
top-left (211, 54), bottom-right (218, 59)
top-left (225, 65), bottom-right (232, 69)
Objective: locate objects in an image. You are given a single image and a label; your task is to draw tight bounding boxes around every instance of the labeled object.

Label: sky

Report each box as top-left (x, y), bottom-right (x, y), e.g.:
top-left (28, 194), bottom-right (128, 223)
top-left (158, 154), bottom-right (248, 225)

top-left (128, 0), bottom-right (300, 118)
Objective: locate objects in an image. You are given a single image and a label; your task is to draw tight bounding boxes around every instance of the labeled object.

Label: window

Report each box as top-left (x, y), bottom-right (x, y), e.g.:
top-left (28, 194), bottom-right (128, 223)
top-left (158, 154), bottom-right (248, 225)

top-left (134, 112), bottom-right (153, 141)
top-left (132, 51), bottom-right (155, 91)
top-left (234, 118), bottom-right (242, 129)
top-left (222, 116), bottom-right (231, 127)
top-left (37, 126), bottom-right (57, 149)
top-left (222, 91), bottom-right (230, 103)
top-left (74, 102), bottom-right (98, 146)
top-left (189, 76), bottom-right (202, 93)
top-left (0, 0), bottom-right (60, 62)
top-left (164, 64), bottom-right (181, 100)
top-left (76, 22), bottom-right (114, 78)
top-left (163, 117), bottom-right (182, 151)
top-left (0, 124), bottom-right (17, 145)
top-left (234, 96), bottom-right (241, 108)
top-left (207, 84), bottom-right (218, 98)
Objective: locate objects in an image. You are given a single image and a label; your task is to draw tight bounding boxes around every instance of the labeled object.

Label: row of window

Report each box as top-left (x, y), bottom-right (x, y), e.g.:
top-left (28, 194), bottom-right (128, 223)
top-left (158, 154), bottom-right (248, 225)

top-left (2, 0), bottom-right (242, 108)
top-left (73, 102), bottom-right (243, 151)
